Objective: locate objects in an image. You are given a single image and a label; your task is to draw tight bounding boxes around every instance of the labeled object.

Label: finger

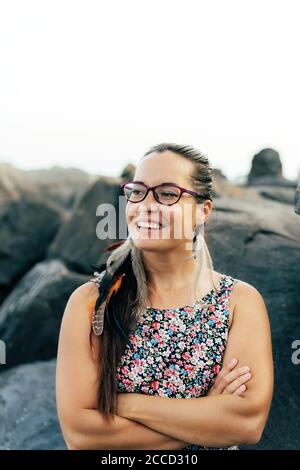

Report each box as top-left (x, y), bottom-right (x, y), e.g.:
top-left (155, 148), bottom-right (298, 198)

top-left (233, 384), bottom-right (247, 395)
top-left (214, 366), bottom-right (251, 394)
top-left (223, 372), bottom-right (252, 394)
top-left (212, 358), bottom-right (239, 389)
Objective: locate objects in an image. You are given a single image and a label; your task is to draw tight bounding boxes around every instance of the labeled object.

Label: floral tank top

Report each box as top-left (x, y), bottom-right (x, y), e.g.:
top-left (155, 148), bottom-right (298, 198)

top-left (90, 271), bottom-right (239, 450)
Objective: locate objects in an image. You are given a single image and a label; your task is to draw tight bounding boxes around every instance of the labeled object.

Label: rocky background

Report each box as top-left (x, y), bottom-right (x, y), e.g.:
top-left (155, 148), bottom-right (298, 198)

top-left (0, 149), bottom-right (299, 449)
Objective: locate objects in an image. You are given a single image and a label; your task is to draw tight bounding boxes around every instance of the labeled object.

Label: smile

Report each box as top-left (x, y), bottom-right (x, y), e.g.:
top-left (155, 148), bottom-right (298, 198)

top-left (136, 221), bottom-right (162, 229)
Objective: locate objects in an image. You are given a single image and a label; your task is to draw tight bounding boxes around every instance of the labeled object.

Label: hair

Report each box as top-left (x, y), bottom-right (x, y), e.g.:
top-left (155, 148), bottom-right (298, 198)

top-left (91, 143), bottom-right (215, 421)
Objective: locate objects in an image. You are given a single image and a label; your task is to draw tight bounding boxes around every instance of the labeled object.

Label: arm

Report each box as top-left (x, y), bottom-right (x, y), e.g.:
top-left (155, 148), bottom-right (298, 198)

top-left (117, 282), bottom-right (274, 447)
top-left (55, 282), bottom-right (189, 450)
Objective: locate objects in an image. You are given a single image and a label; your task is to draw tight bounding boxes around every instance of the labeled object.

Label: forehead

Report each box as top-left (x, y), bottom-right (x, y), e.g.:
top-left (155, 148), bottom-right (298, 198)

top-left (134, 151), bottom-right (195, 186)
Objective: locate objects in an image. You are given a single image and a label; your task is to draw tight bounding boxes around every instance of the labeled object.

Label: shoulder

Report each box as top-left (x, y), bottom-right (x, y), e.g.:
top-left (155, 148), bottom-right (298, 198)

top-left (58, 281), bottom-right (103, 362)
top-left (220, 274), bottom-right (268, 330)
top-left (70, 281), bottom-right (100, 302)
top-left (62, 281), bottom-right (100, 327)
top-left (230, 278), bottom-right (265, 305)
top-left (228, 277), bottom-right (269, 329)
top-left (68, 281), bottom-right (100, 308)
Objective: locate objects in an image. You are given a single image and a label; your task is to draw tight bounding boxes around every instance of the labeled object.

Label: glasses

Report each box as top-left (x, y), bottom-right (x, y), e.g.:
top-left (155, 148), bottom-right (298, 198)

top-left (120, 181), bottom-right (212, 206)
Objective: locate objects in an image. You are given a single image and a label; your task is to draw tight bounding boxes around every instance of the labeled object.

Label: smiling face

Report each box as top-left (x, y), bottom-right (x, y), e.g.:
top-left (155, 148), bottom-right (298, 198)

top-left (125, 150), bottom-right (212, 254)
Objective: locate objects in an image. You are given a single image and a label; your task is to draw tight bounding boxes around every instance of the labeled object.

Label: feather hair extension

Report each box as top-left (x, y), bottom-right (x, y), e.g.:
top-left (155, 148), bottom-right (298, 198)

top-left (106, 236), bottom-right (132, 276)
top-left (92, 273), bottom-right (126, 336)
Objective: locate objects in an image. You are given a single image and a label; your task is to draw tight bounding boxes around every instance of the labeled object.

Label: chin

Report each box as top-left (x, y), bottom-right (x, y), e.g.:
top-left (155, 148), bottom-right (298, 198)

top-left (129, 229), bottom-right (163, 249)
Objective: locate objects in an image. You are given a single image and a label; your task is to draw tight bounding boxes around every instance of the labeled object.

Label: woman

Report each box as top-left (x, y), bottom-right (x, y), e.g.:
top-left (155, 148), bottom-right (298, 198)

top-left (56, 143), bottom-right (274, 450)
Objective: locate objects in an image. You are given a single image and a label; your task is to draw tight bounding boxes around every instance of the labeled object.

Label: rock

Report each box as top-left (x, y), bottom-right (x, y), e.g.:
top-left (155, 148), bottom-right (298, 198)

top-left (253, 186), bottom-right (298, 205)
top-left (295, 181), bottom-right (300, 215)
top-left (0, 359), bottom-right (66, 449)
top-left (247, 148), bottom-right (283, 184)
top-left (120, 163), bottom-right (136, 182)
top-left (0, 193), bottom-right (65, 306)
top-left (206, 196), bottom-right (300, 449)
top-left (0, 162), bottom-right (98, 212)
top-left (212, 169), bottom-right (262, 200)
top-left (247, 175), bottom-right (297, 187)
top-left (0, 163), bottom-right (36, 201)
top-left (0, 259), bottom-right (89, 372)
top-left (247, 148), bottom-right (296, 187)
top-left (25, 166), bottom-right (97, 211)
top-left (48, 176), bottom-right (126, 274)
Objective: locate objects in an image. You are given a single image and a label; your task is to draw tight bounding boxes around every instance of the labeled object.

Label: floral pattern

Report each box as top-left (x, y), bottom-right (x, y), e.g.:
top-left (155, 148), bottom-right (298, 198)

top-left (91, 271), bottom-right (239, 450)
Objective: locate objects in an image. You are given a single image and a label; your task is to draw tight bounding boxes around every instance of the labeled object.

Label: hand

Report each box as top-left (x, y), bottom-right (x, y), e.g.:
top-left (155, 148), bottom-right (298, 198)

top-left (208, 358), bottom-right (252, 396)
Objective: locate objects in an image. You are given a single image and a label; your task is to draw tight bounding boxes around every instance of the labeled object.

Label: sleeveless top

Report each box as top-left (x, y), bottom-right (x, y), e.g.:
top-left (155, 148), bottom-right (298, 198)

top-left (90, 271), bottom-right (240, 451)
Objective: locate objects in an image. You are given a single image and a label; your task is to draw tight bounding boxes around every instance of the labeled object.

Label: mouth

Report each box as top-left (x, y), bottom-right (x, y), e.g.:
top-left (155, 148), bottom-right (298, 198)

top-left (135, 220), bottom-right (166, 232)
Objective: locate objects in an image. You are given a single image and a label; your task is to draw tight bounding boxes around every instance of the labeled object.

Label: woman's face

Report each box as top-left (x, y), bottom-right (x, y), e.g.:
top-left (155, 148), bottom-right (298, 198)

top-left (125, 151), bottom-right (212, 254)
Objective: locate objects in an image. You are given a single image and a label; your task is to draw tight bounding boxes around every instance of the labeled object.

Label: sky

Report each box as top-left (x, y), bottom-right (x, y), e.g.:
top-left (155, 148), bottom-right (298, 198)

top-left (0, 0), bottom-right (299, 182)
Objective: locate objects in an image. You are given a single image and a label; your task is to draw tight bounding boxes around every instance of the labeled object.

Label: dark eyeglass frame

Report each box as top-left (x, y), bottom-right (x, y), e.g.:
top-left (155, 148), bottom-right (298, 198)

top-left (120, 181), bottom-right (212, 206)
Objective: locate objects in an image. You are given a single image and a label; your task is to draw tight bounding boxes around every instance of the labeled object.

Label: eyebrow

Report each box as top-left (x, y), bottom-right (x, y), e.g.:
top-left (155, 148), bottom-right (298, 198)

top-left (132, 180), bottom-right (179, 186)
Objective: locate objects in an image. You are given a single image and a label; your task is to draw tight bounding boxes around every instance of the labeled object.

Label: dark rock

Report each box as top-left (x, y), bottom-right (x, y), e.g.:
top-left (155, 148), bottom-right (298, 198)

top-left (0, 359), bottom-right (66, 449)
top-left (207, 196), bottom-right (300, 449)
top-left (247, 175), bottom-right (297, 187)
top-left (247, 148), bottom-right (283, 184)
top-left (247, 148), bottom-right (296, 187)
top-left (0, 259), bottom-right (89, 372)
top-left (48, 176), bottom-right (126, 274)
top-left (1, 163), bottom-right (300, 449)
top-left (0, 194), bottom-right (65, 306)
top-left (295, 181), bottom-right (300, 215)
top-left (253, 186), bottom-right (298, 205)
top-left (120, 163), bottom-right (136, 182)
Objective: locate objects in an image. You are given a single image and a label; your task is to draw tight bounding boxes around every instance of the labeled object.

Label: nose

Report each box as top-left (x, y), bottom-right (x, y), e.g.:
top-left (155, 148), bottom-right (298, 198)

top-left (139, 188), bottom-right (159, 209)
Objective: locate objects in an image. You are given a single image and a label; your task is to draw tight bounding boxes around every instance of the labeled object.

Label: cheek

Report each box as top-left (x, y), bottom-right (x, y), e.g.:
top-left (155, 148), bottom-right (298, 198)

top-left (179, 203), bottom-right (195, 235)
top-left (165, 206), bottom-right (185, 238)
top-left (126, 202), bottom-right (136, 221)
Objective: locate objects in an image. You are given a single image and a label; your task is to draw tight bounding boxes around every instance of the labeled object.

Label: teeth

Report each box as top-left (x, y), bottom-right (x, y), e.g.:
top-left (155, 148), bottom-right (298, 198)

top-left (137, 221), bottom-right (161, 229)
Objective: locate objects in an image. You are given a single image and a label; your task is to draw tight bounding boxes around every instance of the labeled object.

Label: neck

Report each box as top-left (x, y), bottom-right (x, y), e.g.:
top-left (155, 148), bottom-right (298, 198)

top-left (142, 248), bottom-right (198, 292)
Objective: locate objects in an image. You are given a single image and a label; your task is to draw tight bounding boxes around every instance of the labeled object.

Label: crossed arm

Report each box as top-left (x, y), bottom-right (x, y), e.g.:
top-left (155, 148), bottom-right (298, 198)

top-left (56, 280), bottom-right (274, 449)
top-left (115, 282), bottom-right (274, 447)
top-left (56, 282), bottom-right (188, 450)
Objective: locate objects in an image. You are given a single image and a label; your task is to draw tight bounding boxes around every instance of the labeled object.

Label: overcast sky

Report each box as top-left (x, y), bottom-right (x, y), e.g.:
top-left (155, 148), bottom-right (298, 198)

top-left (0, 0), bottom-right (299, 182)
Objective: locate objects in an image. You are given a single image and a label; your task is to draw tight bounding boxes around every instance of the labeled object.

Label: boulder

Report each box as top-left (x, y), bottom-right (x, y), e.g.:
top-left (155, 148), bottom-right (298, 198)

top-left (25, 166), bottom-right (97, 211)
top-left (0, 359), bottom-right (66, 450)
top-left (0, 162), bottom-right (97, 211)
top-left (206, 196), bottom-right (300, 449)
top-left (0, 259), bottom-right (89, 372)
top-left (247, 148), bottom-right (296, 188)
top-left (48, 176), bottom-right (126, 274)
top-left (247, 148), bottom-right (283, 184)
top-left (295, 181), bottom-right (300, 215)
top-left (0, 192), bottom-right (65, 306)
top-left (251, 186), bottom-right (298, 205)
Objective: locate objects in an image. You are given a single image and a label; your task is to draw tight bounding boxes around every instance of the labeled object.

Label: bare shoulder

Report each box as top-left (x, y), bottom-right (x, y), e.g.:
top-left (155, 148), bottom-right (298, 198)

top-left (70, 281), bottom-right (99, 303)
top-left (68, 281), bottom-right (99, 309)
top-left (231, 278), bottom-right (266, 305)
top-left (61, 281), bottom-right (100, 330)
top-left (58, 281), bottom-right (102, 365)
top-left (229, 278), bottom-right (269, 329)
